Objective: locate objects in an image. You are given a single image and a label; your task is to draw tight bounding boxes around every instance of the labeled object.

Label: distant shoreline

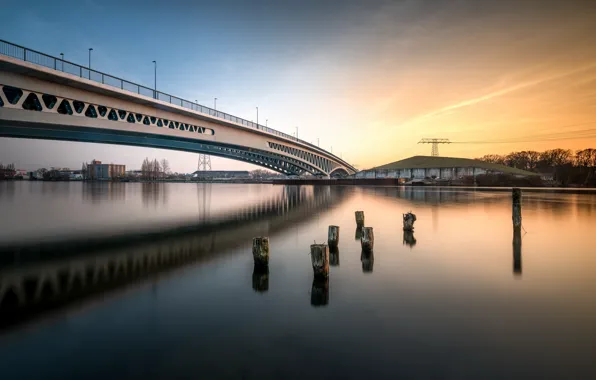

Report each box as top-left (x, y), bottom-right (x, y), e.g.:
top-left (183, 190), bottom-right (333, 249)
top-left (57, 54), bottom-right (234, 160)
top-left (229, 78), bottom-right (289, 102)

top-left (3, 177), bottom-right (596, 193)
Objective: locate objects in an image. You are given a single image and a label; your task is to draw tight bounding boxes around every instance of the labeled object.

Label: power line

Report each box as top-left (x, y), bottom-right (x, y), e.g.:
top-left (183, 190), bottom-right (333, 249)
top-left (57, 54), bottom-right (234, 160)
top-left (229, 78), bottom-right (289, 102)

top-left (451, 123), bottom-right (596, 145)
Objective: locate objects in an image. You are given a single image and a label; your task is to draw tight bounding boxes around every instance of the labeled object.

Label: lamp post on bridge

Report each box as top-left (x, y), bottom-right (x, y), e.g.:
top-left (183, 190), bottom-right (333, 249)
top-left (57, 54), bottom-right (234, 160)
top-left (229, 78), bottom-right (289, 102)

top-left (152, 60), bottom-right (157, 99)
top-left (88, 48), bottom-right (93, 79)
top-left (214, 97), bottom-right (217, 111)
top-left (256, 107), bottom-right (259, 128)
top-left (296, 126), bottom-right (298, 140)
top-left (60, 53), bottom-right (64, 71)
top-left (266, 119), bottom-right (268, 127)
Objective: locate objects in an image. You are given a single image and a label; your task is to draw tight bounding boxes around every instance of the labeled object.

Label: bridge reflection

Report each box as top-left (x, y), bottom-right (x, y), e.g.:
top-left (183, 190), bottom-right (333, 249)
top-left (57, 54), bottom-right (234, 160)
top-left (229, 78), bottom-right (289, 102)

top-left (0, 185), bottom-right (347, 330)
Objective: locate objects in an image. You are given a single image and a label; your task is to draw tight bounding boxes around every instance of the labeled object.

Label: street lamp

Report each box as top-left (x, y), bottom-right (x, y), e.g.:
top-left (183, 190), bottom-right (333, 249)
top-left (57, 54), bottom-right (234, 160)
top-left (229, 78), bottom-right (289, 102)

top-left (266, 119), bottom-right (268, 127)
top-left (214, 97), bottom-right (217, 111)
top-left (256, 107), bottom-right (259, 128)
top-left (88, 48), bottom-right (93, 79)
top-left (60, 53), bottom-right (64, 71)
top-left (295, 126), bottom-right (298, 139)
top-left (152, 60), bottom-right (157, 98)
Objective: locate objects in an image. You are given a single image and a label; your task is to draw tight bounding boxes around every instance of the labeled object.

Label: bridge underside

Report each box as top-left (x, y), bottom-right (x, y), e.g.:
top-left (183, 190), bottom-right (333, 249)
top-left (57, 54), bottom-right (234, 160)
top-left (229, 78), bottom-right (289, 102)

top-left (0, 121), bottom-right (327, 176)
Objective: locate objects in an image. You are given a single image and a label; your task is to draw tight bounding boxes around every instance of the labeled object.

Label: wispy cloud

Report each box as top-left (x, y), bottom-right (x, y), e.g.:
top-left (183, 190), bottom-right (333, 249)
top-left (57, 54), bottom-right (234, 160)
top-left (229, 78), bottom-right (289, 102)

top-left (410, 63), bottom-right (596, 123)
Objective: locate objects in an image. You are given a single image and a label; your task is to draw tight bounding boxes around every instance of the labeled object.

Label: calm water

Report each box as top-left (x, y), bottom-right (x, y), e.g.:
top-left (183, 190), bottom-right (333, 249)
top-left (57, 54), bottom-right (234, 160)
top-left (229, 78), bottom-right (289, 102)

top-left (1, 182), bottom-right (596, 379)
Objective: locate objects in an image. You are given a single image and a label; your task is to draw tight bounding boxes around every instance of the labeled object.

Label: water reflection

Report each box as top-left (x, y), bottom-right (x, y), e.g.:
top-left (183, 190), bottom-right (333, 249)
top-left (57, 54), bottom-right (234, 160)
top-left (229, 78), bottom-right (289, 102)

top-left (310, 277), bottom-right (329, 307)
top-left (354, 226), bottom-right (362, 240)
top-left (329, 246), bottom-right (340, 266)
top-left (0, 185), bottom-right (346, 330)
top-left (513, 227), bottom-right (522, 276)
top-left (142, 182), bottom-right (168, 208)
top-left (403, 230), bottom-right (417, 248)
top-left (252, 266), bottom-right (269, 293)
top-left (361, 251), bottom-right (374, 273)
top-left (83, 182), bottom-right (126, 203)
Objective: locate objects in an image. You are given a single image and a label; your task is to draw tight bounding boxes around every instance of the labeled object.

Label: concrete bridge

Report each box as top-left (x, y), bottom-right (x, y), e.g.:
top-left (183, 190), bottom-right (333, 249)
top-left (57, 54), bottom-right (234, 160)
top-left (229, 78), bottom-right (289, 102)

top-left (0, 40), bottom-right (356, 177)
top-left (0, 185), bottom-right (348, 329)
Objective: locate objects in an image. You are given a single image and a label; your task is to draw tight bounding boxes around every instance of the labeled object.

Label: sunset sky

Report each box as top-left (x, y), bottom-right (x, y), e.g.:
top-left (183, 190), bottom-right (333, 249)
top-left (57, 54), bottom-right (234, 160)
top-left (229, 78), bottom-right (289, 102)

top-left (1, 0), bottom-right (595, 171)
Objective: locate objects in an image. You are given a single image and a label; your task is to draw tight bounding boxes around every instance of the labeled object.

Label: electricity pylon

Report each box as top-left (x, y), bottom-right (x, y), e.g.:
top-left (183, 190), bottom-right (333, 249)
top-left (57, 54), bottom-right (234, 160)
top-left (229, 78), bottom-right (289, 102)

top-left (418, 138), bottom-right (451, 156)
top-left (197, 154), bottom-right (212, 171)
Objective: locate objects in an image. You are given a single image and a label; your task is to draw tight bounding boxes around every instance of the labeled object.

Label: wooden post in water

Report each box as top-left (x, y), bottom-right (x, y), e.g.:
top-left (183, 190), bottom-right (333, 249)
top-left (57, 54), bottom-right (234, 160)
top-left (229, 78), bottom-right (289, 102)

top-left (252, 237), bottom-right (269, 268)
top-left (310, 244), bottom-right (329, 279)
top-left (403, 212), bottom-right (417, 231)
top-left (512, 188), bottom-right (522, 228)
top-left (328, 225), bottom-right (340, 247)
top-left (355, 211), bottom-right (365, 227)
top-left (361, 227), bottom-right (374, 252)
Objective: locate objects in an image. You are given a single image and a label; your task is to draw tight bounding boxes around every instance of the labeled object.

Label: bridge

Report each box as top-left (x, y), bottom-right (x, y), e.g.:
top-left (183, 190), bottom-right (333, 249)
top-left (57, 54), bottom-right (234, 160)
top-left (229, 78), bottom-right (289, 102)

top-left (0, 40), bottom-right (356, 177)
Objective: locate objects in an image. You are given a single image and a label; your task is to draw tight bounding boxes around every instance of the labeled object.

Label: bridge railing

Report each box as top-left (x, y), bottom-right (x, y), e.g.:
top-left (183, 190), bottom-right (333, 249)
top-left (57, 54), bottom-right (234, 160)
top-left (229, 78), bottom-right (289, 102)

top-left (0, 39), bottom-right (354, 170)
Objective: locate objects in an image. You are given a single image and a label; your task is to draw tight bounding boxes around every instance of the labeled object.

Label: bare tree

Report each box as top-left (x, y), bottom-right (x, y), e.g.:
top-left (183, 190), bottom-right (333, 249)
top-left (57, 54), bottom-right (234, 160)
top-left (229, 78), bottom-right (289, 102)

top-left (160, 159), bottom-right (170, 178)
top-left (152, 159), bottom-right (161, 180)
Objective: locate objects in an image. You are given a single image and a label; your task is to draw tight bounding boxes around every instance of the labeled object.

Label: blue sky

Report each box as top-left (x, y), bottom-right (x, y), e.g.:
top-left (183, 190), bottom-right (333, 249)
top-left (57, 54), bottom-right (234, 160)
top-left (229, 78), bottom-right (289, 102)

top-left (1, 0), bottom-right (596, 171)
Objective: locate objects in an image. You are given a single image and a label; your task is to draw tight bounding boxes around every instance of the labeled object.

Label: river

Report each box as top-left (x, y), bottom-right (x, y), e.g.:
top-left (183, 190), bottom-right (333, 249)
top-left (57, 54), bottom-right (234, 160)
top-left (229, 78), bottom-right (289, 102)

top-left (0, 182), bottom-right (595, 379)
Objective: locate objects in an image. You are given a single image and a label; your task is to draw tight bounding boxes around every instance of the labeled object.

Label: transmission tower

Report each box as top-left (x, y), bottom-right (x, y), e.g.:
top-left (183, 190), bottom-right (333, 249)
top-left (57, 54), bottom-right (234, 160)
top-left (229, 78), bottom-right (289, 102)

top-left (197, 154), bottom-right (212, 171)
top-left (418, 138), bottom-right (451, 156)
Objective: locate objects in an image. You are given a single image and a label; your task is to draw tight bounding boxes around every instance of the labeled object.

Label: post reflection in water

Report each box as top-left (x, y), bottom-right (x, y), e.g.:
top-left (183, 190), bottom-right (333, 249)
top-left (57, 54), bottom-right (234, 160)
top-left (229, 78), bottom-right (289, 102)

top-left (311, 277), bottom-right (329, 307)
top-left (252, 266), bottom-right (269, 293)
top-left (354, 226), bottom-right (362, 240)
top-left (329, 246), bottom-right (340, 266)
top-left (361, 251), bottom-right (374, 273)
top-left (0, 184), bottom-right (345, 330)
top-left (403, 230), bottom-right (417, 248)
top-left (513, 226), bottom-right (522, 276)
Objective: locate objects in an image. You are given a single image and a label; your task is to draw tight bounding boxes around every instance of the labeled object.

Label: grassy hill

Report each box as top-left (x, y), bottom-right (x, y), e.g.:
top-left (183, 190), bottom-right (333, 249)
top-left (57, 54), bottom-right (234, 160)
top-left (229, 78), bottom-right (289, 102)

top-left (372, 156), bottom-right (538, 176)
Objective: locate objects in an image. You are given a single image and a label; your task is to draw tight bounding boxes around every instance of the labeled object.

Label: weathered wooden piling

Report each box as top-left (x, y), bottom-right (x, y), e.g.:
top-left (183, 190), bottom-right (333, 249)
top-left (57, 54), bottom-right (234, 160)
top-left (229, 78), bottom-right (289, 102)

top-left (328, 225), bottom-right (340, 247)
top-left (360, 227), bottom-right (374, 252)
top-left (329, 246), bottom-right (340, 266)
top-left (310, 243), bottom-right (329, 278)
top-left (512, 188), bottom-right (522, 228)
top-left (311, 277), bottom-right (329, 307)
top-left (361, 251), bottom-right (374, 273)
top-left (252, 237), bottom-right (269, 268)
top-left (252, 266), bottom-right (269, 293)
top-left (355, 211), bottom-right (365, 226)
top-left (403, 212), bottom-right (417, 231)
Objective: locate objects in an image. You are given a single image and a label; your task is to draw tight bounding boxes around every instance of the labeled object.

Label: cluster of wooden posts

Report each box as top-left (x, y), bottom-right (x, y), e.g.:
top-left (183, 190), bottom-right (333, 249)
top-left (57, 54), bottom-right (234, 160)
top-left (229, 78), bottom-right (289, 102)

top-left (251, 208), bottom-right (418, 282)
top-left (251, 187), bottom-right (524, 295)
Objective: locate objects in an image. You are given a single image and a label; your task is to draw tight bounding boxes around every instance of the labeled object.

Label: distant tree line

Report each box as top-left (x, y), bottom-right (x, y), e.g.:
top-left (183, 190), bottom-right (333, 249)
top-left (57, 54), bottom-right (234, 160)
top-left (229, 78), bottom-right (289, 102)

top-left (0, 163), bottom-right (16, 180)
top-left (477, 148), bottom-right (596, 185)
top-left (141, 158), bottom-right (170, 180)
top-left (250, 169), bottom-right (285, 179)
